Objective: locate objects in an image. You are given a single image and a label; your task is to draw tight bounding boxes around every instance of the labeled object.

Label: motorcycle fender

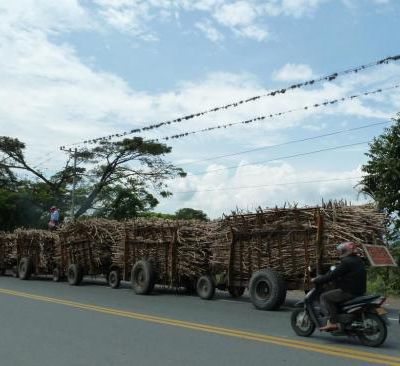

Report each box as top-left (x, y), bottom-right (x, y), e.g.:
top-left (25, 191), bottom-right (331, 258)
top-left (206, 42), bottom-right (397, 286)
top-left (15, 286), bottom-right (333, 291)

top-left (345, 306), bottom-right (362, 313)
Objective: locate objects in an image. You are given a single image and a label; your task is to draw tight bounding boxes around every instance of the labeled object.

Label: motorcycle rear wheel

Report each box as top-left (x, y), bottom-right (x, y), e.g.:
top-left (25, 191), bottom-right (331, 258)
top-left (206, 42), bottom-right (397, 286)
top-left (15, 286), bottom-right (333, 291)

top-left (357, 313), bottom-right (387, 347)
top-left (291, 308), bottom-right (316, 337)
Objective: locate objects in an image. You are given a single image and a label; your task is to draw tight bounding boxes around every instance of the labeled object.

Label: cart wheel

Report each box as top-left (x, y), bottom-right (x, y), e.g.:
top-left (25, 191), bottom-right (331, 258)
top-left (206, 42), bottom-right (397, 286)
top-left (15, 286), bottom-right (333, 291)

top-left (228, 286), bottom-right (245, 298)
top-left (18, 257), bottom-right (33, 280)
top-left (131, 260), bottom-right (155, 295)
top-left (249, 268), bottom-right (287, 310)
top-left (53, 267), bottom-right (62, 282)
top-left (67, 264), bottom-right (83, 286)
top-left (108, 269), bottom-right (121, 289)
top-left (196, 275), bottom-right (215, 300)
top-left (0, 268), bottom-right (5, 276)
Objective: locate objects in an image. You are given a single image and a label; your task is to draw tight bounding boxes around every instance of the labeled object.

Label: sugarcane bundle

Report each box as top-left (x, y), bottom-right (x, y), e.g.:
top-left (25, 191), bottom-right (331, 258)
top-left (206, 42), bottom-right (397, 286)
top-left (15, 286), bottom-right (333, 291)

top-left (319, 203), bottom-right (387, 264)
top-left (13, 229), bottom-right (59, 271)
top-left (120, 218), bottom-right (177, 284)
top-left (4, 233), bottom-right (17, 266)
top-left (175, 220), bottom-right (217, 279)
top-left (0, 231), bottom-right (6, 271)
top-left (215, 202), bottom-right (386, 283)
top-left (0, 232), bottom-right (17, 272)
top-left (59, 219), bottom-right (125, 274)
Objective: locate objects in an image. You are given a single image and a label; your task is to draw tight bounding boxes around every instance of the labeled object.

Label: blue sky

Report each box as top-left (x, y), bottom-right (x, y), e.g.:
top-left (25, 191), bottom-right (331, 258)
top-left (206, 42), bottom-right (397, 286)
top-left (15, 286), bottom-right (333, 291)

top-left (1, 0), bottom-right (399, 217)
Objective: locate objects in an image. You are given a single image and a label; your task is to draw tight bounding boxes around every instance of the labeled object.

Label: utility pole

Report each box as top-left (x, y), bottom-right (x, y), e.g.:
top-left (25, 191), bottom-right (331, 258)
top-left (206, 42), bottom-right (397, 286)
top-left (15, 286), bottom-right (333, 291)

top-left (71, 148), bottom-right (78, 221)
top-left (60, 147), bottom-right (78, 221)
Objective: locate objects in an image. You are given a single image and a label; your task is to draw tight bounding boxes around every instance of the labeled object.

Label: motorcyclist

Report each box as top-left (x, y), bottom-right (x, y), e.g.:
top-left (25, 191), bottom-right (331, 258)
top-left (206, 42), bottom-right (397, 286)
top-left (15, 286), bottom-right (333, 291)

top-left (312, 242), bottom-right (366, 331)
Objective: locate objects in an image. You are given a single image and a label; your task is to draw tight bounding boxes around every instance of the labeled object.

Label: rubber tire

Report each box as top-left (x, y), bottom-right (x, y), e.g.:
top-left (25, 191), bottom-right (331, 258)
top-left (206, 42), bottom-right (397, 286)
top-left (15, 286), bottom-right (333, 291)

top-left (67, 264), bottom-right (83, 286)
top-left (108, 269), bottom-right (121, 289)
top-left (228, 286), bottom-right (245, 298)
top-left (131, 260), bottom-right (155, 295)
top-left (357, 313), bottom-right (387, 347)
top-left (249, 268), bottom-right (287, 310)
top-left (196, 275), bottom-right (215, 300)
top-left (53, 267), bottom-right (62, 282)
top-left (291, 308), bottom-right (316, 337)
top-left (0, 268), bottom-right (6, 276)
top-left (18, 257), bottom-right (33, 280)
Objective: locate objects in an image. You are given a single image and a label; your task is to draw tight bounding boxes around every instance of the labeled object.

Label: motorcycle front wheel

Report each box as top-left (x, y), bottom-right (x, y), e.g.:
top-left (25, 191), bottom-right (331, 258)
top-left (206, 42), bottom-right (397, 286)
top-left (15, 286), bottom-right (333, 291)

top-left (357, 313), bottom-right (387, 347)
top-left (291, 308), bottom-right (316, 337)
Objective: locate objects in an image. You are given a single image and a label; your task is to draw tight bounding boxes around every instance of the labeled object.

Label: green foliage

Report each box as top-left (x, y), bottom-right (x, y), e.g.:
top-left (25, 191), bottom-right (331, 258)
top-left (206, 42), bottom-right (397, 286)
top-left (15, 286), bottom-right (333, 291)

top-left (175, 208), bottom-right (208, 221)
top-left (0, 135), bottom-right (186, 229)
top-left (139, 211), bottom-right (176, 220)
top-left (0, 188), bottom-right (46, 230)
top-left (139, 208), bottom-right (209, 221)
top-left (360, 114), bottom-right (400, 230)
top-left (95, 185), bottom-right (159, 220)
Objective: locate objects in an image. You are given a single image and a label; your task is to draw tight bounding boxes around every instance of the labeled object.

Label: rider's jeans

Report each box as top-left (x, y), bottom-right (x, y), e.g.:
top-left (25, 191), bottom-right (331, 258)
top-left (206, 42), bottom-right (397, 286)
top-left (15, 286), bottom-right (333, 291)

top-left (320, 289), bottom-right (354, 322)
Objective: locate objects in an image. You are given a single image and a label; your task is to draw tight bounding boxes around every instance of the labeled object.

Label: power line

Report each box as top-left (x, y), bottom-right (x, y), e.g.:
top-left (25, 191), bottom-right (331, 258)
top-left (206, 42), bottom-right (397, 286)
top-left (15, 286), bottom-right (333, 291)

top-left (176, 121), bottom-right (390, 166)
top-left (188, 141), bottom-right (369, 177)
top-left (161, 84), bottom-right (399, 141)
top-left (171, 176), bottom-right (362, 194)
top-left (32, 156), bottom-right (53, 170)
top-left (60, 54), bottom-right (400, 148)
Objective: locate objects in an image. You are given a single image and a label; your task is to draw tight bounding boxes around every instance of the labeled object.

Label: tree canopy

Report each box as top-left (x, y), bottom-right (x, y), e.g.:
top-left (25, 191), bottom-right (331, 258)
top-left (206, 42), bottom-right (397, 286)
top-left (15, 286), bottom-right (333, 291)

top-left (174, 208), bottom-right (208, 221)
top-left (0, 136), bottom-right (186, 229)
top-left (360, 114), bottom-right (400, 230)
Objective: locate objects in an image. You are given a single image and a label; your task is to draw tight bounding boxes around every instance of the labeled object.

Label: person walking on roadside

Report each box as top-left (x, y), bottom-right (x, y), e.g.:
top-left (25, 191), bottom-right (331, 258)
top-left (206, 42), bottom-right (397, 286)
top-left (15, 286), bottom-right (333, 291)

top-left (48, 206), bottom-right (60, 230)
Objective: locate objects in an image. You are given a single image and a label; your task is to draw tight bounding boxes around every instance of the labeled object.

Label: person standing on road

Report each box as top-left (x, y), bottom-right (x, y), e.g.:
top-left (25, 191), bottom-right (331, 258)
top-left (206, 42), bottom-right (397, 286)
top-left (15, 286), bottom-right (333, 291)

top-left (48, 206), bottom-right (60, 230)
top-left (312, 242), bottom-right (367, 331)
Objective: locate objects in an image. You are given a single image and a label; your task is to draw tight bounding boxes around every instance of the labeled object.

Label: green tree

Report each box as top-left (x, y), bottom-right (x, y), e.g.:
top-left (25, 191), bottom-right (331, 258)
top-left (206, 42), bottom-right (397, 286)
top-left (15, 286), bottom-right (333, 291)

top-left (360, 114), bottom-right (400, 295)
top-left (0, 136), bottom-right (186, 227)
top-left (95, 185), bottom-right (159, 220)
top-left (175, 208), bottom-right (208, 221)
top-left (360, 114), bottom-right (400, 229)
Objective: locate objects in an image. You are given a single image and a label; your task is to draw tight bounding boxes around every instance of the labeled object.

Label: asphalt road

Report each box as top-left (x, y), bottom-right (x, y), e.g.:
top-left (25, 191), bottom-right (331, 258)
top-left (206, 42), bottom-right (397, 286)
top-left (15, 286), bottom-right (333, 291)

top-left (0, 276), bottom-right (399, 366)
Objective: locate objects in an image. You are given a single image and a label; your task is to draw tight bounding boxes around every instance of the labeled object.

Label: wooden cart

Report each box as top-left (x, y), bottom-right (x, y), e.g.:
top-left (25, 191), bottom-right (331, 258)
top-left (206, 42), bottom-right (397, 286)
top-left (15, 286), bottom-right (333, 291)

top-left (13, 229), bottom-right (60, 280)
top-left (58, 219), bottom-right (124, 285)
top-left (205, 204), bottom-right (388, 310)
top-left (110, 219), bottom-right (211, 294)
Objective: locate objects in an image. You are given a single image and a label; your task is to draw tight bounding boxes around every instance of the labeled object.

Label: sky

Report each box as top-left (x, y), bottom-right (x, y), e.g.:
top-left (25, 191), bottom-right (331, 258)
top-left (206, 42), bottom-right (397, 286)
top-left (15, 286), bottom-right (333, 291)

top-left (0, 0), bottom-right (399, 218)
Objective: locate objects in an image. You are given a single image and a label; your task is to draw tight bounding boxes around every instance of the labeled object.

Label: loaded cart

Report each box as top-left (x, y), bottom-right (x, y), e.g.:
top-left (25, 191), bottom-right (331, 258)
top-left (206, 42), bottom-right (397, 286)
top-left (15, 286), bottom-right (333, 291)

top-left (111, 219), bottom-right (212, 294)
top-left (58, 219), bottom-right (124, 285)
top-left (58, 218), bottom-right (212, 291)
top-left (204, 203), bottom-right (388, 310)
top-left (0, 232), bottom-right (17, 276)
top-left (14, 229), bottom-right (61, 280)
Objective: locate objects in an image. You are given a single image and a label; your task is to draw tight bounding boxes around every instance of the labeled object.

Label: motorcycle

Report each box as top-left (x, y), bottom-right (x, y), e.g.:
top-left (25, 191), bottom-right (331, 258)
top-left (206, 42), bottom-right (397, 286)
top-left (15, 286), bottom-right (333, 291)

top-left (291, 267), bottom-right (389, 347)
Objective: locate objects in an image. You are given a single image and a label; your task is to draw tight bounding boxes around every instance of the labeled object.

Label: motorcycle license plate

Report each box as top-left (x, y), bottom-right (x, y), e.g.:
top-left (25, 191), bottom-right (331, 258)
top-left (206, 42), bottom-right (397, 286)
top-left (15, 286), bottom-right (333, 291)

top-left (376, 307), bottom-right (387, 315)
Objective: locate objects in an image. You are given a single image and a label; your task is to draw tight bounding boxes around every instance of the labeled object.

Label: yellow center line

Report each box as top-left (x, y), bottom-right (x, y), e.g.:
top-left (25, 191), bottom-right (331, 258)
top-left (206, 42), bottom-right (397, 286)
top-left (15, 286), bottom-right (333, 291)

top-left (0, 288), bottom-right (399, 366)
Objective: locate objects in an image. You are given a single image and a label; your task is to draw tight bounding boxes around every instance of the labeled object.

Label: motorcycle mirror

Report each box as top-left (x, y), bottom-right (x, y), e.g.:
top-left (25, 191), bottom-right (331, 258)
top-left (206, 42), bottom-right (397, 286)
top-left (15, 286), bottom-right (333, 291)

top-left (330, 265), bottom-right (336, 271)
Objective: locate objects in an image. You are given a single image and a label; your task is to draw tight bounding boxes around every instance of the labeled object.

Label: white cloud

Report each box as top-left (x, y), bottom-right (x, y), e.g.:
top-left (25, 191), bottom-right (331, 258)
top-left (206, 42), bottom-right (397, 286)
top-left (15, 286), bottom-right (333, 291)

top-left (158, 163), bottom-right (366, 217)
top-left (0, 0), bottom-right (92, 33)
top-left (195, 20), bottom-right (225, 42)
top-left (89, 0), bottom-right (325, 42)
top-left (278, 0), bottom-right (328, 17)
top-left (214, 1), bottom-right (258, 27)
top-left (273, 63), bottom-right (315, 81)
top-left (1, 0), bottom-right (399, 216)
top-left (234, 24), bottom-right (269, 41)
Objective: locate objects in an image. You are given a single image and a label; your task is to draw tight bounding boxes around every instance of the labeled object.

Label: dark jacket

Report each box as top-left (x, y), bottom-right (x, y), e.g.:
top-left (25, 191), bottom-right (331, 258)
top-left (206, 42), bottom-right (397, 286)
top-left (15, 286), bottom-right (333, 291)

top-left (314, 255), bottom-right (366, 296)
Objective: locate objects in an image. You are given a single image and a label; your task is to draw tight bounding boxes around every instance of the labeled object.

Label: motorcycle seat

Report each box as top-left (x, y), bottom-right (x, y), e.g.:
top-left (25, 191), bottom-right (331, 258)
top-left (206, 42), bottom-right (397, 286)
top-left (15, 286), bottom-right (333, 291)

top-left (341, 294), bottom-right (380, 307)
